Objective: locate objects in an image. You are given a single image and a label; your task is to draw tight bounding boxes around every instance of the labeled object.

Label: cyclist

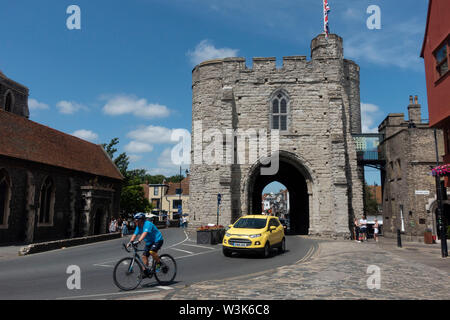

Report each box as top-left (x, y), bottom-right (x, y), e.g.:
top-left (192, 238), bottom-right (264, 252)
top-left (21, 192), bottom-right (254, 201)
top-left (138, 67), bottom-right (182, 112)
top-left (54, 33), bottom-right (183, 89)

top-left (128, 213), bottom-right (164, 275)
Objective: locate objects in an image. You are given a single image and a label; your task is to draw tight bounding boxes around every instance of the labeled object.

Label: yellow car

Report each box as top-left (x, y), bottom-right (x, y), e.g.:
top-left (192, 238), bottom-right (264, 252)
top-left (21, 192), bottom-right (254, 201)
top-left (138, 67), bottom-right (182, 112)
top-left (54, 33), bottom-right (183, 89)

top-left (222, 215), bottom-right (286, 258)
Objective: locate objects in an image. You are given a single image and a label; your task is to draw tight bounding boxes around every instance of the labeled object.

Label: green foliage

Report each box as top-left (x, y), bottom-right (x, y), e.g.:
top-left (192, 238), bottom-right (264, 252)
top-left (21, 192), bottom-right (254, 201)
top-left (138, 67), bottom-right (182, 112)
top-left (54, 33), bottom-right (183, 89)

top-left (101, 138), bottom-right (187, 218)
top-left (120, 184), bottom-right (151, 218)
top-left (101, 138), bottom-right (129, 177)
top-left (364, 182), bottom-right (379, 216)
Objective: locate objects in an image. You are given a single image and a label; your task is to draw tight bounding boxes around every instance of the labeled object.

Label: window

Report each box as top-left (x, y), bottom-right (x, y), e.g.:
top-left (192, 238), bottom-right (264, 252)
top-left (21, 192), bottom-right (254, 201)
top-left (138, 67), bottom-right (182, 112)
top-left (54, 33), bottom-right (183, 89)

top-left (0, 170), bottom-right (11, 227)
top-left (154, 187), bottom-right (158, 196)
top-left (4, 91), bottom-right (13, 112)
top-left (271, 92), bottom-right (289, 132)
top-left (173, 200), bottom-right (182, 210)
top-left (435, 41), bottom-right (449, 78)
top-left (39, 177), bottom-right (55, 225)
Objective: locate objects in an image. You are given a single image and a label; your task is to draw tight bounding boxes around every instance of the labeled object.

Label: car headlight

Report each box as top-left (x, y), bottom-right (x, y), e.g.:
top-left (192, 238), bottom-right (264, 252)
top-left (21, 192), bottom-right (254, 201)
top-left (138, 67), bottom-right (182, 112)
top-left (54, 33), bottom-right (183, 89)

top-left (249, 234), bottom-right (262, 238)
top-left (225, 233), bottom-right (232, 237)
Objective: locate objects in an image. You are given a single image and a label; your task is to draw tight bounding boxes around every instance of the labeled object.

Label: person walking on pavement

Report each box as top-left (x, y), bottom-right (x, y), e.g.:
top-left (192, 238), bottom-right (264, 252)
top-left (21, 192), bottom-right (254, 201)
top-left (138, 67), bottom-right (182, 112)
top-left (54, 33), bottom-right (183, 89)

top-left (359, 215), bottom-right (368, 242)
top-left (373, 219), bottom-right (379, 242)
top-left (354, 218), bottom-right (361, 242)
top-left (121, 220), bottom-right (129, 237)
top-left (109, 218), bottom-right (116, 233)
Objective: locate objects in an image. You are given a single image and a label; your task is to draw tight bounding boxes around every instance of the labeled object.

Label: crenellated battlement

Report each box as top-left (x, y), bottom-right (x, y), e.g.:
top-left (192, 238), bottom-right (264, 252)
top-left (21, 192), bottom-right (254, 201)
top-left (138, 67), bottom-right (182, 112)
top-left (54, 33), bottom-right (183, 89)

top-left (192, 34), bottom-right (349, 86)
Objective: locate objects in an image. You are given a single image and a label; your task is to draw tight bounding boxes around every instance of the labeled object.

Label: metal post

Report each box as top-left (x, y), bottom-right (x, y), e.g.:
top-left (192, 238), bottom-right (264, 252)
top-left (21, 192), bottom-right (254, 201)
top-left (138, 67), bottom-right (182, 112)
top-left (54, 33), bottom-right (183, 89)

top-left (434, 129), bottom-right (448, 258)
top-left (397, 229), bottom-right (402, 248)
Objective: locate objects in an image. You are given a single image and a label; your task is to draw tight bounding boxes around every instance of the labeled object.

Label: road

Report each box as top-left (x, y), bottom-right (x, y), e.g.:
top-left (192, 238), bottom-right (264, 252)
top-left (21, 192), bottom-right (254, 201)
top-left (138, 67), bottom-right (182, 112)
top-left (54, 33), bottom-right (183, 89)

top-left (0, 228), bottom-right (318, 300)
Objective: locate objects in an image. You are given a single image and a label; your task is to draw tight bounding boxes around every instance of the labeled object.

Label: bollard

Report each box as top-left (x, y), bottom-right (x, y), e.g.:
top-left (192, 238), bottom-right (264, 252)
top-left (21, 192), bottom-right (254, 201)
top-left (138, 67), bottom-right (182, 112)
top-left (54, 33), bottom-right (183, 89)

top-left (397, 229), bottom-right (402, 248)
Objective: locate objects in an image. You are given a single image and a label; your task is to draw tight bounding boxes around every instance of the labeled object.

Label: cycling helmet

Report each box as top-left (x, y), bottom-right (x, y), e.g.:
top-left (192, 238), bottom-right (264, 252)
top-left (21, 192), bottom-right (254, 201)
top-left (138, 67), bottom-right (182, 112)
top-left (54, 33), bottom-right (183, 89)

top-left (133, 213), bottom-right (146, 220)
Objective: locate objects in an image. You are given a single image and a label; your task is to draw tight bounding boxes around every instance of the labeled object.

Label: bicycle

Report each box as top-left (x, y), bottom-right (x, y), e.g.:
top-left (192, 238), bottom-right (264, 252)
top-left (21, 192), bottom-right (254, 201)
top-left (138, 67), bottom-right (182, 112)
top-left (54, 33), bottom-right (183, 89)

top-left (113, 242), bottom-right (177, 291)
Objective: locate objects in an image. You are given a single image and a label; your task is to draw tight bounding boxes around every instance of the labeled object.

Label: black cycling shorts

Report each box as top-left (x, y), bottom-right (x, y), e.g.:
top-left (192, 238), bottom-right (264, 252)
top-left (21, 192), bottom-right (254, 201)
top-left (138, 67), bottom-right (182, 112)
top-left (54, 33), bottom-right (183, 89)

top-left (143, 240), bottom-right (164, 257)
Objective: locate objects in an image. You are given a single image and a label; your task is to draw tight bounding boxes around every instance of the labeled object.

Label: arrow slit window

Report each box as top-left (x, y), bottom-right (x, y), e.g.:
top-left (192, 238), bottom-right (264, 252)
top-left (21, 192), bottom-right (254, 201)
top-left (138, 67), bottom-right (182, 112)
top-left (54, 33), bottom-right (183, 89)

top-left (271, 92), bottom-right (289, 132)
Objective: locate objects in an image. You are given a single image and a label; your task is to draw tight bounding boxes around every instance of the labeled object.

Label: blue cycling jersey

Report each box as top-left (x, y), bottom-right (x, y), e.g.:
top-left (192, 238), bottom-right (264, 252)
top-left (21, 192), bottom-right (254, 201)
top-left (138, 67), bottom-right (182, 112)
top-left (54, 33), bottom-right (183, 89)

top-left (134, 220), bottom-right (163, 244)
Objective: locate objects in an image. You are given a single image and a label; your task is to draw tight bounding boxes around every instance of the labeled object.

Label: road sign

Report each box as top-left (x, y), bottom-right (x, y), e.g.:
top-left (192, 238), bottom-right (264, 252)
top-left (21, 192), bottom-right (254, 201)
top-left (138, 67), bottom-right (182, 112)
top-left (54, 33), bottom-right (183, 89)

top-left (218, 193), bottom-right (222, 205)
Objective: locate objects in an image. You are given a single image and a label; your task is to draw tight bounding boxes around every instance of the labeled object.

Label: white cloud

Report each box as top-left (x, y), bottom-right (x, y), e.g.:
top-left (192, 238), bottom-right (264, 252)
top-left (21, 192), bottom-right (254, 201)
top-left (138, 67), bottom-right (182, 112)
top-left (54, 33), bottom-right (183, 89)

top-left (146, 148), bottom-right (184, 176)
top-left (102, 94), bottom-right (170, 118)
top-left (361, 103), bottom-right (383, 133)
top-left (345, 19), bottom-right (424, 71)
top-left (71, 129), bottom-right (99, 142)
top-left (128, 154), bottom-right (143, 162)
top-left (28, 98), bottom-right (49, 111)
top-left (127, 125), bottom-right (179, 144)
top-left (57, 101), bottom-right (87, 114)
top-left (124, 141), bottom-right (154, 153)
top-left (187, 40), bottom-right (239, 66)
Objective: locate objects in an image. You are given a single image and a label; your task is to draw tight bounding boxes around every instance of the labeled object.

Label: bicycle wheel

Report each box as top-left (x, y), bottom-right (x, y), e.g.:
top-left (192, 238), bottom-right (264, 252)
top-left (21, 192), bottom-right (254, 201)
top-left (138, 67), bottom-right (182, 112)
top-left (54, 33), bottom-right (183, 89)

top-left (154, 254), bottom-right (177, 285)
top-left (113, 257), bottom-right (143, 291)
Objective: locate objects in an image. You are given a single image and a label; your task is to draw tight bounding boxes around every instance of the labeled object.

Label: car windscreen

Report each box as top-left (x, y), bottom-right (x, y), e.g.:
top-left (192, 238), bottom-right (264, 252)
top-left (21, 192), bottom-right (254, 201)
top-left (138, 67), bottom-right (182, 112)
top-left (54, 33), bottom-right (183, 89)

top-left (233, 218), bottom-right (268, 229)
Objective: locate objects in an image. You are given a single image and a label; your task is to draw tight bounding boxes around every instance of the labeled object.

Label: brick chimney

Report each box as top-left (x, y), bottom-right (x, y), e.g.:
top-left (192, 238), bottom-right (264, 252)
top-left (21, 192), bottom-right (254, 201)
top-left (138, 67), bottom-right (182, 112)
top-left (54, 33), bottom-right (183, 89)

top-left (408, 95), bottom-right (421, 124)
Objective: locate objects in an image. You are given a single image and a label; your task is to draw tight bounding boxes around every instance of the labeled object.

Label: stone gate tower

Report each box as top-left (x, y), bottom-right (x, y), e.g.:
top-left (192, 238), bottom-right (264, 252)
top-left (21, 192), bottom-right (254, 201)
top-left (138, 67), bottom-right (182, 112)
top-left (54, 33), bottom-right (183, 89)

top-left (189, 34), bottom-right (364, 238)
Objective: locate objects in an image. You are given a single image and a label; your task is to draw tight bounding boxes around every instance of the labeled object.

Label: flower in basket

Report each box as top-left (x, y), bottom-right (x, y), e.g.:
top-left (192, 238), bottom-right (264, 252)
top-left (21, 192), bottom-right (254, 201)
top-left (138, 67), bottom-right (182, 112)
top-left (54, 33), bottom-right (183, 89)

top-left (431, 164), bottom-right (450, 177)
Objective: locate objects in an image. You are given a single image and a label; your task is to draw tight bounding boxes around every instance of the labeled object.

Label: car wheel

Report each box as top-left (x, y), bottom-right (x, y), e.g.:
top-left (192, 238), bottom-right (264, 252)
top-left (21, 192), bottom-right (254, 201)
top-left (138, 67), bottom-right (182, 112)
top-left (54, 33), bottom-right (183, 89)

top-left (278, 238), bottom-right (286, 254)
top-left (262, 242), bottom-right (270, 258)
top-left (223, 248), bottom-right (232, 257)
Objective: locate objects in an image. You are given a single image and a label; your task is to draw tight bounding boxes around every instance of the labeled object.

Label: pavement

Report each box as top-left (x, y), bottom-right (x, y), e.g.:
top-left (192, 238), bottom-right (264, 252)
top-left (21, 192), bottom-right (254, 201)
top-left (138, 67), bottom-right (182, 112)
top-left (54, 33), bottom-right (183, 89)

top-left (125, 236), bottom-right (449, 300)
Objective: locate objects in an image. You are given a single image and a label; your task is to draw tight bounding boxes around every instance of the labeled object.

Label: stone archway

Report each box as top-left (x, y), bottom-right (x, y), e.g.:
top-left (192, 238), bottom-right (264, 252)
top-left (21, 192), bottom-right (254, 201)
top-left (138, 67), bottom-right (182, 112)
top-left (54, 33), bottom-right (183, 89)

top-left (244, 151), bottom-right (314, 235)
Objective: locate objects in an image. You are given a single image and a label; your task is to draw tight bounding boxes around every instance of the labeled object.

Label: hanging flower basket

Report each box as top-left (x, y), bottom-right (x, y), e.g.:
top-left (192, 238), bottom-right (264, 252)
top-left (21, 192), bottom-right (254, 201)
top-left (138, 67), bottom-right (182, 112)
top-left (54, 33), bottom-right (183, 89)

top-left (431, 164), bottom-right (450, 177)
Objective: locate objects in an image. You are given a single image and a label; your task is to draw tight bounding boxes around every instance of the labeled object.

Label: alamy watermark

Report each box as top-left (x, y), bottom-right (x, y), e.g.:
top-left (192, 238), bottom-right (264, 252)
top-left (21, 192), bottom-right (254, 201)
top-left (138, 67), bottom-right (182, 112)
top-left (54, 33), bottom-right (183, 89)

top-left (66, 265), bottom-right (81, 290)
top-left (366, 265), bottom-right (381, 290)
top-left (366, 5), bottom-right (381, 30)
top-left (66, 5), bottom-right (81, 30)
top-left (170, 121), bottom-right (280, 176)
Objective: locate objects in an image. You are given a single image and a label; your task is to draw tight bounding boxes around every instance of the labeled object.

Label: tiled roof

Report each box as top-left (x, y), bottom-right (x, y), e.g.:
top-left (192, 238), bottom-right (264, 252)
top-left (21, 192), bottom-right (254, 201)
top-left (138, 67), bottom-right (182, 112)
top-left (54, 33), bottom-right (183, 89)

top-left (166, 176), bottom-right (190, 195)
top-left (0, 109), bottom-right (123, 180)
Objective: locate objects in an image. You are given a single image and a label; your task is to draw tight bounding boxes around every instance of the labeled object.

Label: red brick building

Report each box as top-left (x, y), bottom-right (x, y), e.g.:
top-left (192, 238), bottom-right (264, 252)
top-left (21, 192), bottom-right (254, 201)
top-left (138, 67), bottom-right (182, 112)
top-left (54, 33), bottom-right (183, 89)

top-left (421, 0), bottom-right (450, 185)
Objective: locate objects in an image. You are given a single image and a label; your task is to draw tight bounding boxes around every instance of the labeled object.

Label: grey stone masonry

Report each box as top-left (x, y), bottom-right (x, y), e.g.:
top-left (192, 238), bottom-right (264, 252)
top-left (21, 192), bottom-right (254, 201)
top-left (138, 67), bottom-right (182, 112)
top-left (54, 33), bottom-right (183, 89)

top-left (189, 34), bottom-right (364, 238)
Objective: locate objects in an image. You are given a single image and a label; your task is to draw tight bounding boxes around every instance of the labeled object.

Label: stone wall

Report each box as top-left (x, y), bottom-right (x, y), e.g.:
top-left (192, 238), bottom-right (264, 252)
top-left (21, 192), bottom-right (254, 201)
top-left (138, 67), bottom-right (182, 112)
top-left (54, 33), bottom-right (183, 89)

top-left (379, 106), bottom-right (446, 240)
top-left (189, 34), bottom-right (364, 237)
top-left (0, 73), bottom-right (29, 118)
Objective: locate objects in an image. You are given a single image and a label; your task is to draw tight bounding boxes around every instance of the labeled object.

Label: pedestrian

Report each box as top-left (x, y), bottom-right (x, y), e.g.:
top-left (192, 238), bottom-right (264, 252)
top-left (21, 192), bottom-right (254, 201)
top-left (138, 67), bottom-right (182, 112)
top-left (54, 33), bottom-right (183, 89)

top-left (110, 218), bottom-right (118, 233)
top-left (359, 215), bottom-right (368, 242)
top-left (373, 219), bottom-right (379, 242)
top-left (354, 218), bottom-right (360, 242)
top-left (121, 220), bottom-right (129, 237)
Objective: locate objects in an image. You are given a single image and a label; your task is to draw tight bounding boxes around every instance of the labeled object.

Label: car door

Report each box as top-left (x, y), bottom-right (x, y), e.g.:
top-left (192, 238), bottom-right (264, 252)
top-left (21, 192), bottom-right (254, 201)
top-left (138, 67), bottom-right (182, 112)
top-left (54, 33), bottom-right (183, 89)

top-left (272, 218), bottom-right (283, 244)
top-left (267, 218), bottom-right (278, 245)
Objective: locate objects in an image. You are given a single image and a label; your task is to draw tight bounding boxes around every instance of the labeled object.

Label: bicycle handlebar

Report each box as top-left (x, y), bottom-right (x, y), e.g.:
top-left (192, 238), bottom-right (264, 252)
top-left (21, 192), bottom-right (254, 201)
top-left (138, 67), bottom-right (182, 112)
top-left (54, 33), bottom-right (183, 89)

top-left (122, 242), bottom-right (145, 253)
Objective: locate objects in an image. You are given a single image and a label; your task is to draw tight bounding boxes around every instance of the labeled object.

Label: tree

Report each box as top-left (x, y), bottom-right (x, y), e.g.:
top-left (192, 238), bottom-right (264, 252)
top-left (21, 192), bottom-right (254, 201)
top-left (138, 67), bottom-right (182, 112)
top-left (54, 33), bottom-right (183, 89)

top-left (101, 138), bottom-right (129, 177)
top-left (120, 184), bottom-right (151, 218)
top-left (364, 182), bottom-right (379, 216)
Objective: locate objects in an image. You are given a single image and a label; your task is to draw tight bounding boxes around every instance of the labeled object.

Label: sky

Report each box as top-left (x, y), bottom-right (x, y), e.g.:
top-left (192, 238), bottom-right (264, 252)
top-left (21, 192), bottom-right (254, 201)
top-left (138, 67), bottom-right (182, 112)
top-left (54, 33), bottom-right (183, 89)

top-left (0, 0), bottom-right (430, 192)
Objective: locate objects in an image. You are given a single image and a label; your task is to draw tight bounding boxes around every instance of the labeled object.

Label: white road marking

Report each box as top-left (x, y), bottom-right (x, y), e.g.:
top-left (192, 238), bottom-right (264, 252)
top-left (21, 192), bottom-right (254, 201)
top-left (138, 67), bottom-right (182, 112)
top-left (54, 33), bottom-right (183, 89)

top-left (165, 231), bottom-right (190, 249)
top-left (169, 247), bottom-right (194, 254)
top-left (156, 286), bottom-right (174, 290)
top-left (56, 289), bottom-right (159, 300)
top-left (175, 249), bottom-right (218, 260)
top-left (181, 243), bottom-right (217, 250)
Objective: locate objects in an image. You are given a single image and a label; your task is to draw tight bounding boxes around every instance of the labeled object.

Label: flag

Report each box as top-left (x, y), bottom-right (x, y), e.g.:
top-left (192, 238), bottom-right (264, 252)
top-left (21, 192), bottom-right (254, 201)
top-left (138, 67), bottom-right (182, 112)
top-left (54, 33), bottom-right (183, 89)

top-left (323, 0), bottom-right (331, 38)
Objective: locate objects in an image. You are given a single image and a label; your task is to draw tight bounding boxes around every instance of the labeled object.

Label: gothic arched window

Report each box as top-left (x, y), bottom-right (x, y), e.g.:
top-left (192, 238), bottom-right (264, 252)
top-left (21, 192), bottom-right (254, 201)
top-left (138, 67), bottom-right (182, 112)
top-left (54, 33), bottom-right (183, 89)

top-left (271, 91), bottom-right (289, 132)
top-left (0, 170), bottom-right (11, 227)
top-left (39, 177), bottom-right (55, 225)
top-left (4, 91), bottom-right (13, 112)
